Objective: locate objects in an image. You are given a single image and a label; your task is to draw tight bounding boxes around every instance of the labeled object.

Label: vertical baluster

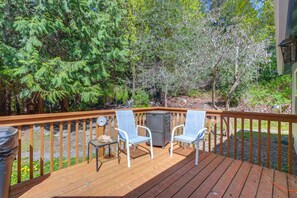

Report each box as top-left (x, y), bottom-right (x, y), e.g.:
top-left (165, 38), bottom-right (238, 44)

top-left (175, 113), bottom-right (178, 128)
top-left (289, 121), bottom-right (293, 174)
top-left (177, 113), bottom-right (180, 135)
top-left (220, 116), bottom-right (223, 155)
top-left (112, 116), bottom-right (116, 154)
top-left (227, 117), bottom-right (230, 157)
top-left (59, 122), bottom-right (63, 169)
top-left (89, 119), bottom-right (93, 160)
top-left (267, 120), bottom-right (270, 168)
top-left (103, 118), bottom-right (108, 155)
top-left (142, 113), bottom-right (145, 126)
top-left (99, 125), bottom-right (105, 157)
top-left (17, 126), bottom-right (22, 183)
top-left (40, 124), bottom-right (44, 176)
top-left (241, 118), bottom-right (244, 161)
top-left (108, 116), bottom-right (112, 153)
top-left (208, 117), bottom-right (211, 152)
top-left (135, 113), bottom-right (139, 125)
top-left (108, 116), bottom-right (112, 136)
top-left (76, 120), bottom-right (79, 164)
top-left (214, 116), bottom-right (217, 154)
top-left (50, 122), bottom-right (54, 172)
top-left (82, 119), bottom-right (86, 162)
top-left (277, 121), bottom-right (281, 171)
top-left (96, 121), bottom-right (99, 137)
top-left (67, 121), bottom-right (71, 167)
top-left (249, 119), bottom-right (253, 163)
top-left (258, 120), bottom-right (261, 166)
top-left (170, 113), bottom-right (173, 131)
top-left (30, 124), bottom-right (34, 179)
top-left (234, 118), bottom-right (237, 159)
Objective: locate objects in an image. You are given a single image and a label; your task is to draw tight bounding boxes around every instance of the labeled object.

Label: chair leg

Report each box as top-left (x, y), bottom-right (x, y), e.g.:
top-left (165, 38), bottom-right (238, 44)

top-left (170, 139), bottom-right (174, 157)
top-left (150, 139), bottom-right (154, 159)
top-left (203, 139), bottom-right (205, 155)
top-left (126, 141), bottom-right (131, 168)
top-left (195, 140), bottom-right (199, 166)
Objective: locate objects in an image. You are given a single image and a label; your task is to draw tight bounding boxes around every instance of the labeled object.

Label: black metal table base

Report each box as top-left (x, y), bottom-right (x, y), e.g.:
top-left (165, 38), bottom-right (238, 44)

top-left (87, 139), bottom-right (120, 172)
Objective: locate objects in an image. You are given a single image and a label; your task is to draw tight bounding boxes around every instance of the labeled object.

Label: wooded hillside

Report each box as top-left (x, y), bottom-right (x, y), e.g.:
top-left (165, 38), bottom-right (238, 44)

top-left (0, 0), bottom-right (290, 115)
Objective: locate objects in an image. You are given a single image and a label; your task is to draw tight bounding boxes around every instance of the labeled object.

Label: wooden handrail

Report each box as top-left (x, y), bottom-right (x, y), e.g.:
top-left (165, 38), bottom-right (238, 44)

top-left (0, 107), bottom-right (159, 126)
top-left (2, 107), bottom-right (296, 186)
top-left (1, 107), bottom-right (297, 126)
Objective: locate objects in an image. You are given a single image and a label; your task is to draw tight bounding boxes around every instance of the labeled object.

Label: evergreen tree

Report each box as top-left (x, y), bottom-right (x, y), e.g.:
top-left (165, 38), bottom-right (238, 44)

top-left (0, 0), bottom-right (128, 112)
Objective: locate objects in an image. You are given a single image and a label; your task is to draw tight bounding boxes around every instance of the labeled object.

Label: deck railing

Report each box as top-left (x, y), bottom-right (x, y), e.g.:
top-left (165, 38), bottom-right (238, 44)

top-left (0, 107), bottom-right (296, 185)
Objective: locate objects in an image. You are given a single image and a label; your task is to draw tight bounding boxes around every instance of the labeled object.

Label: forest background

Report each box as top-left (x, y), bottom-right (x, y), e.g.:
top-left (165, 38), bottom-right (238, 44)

top-left (0, 0), bottom-right (290, 115)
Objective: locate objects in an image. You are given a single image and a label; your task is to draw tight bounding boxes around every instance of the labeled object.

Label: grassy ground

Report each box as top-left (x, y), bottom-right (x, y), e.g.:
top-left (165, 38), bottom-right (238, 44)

top-left (11, 156), bottom-right (80, 185)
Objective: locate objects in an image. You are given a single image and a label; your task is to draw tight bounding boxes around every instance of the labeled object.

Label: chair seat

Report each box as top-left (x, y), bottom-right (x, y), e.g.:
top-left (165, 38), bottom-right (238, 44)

top-left (129, 136), bottom-right (151, 144)
top-left (174, 134), bottom-right (204, 144)
top-left (174, 135), bottom-right (196, 143)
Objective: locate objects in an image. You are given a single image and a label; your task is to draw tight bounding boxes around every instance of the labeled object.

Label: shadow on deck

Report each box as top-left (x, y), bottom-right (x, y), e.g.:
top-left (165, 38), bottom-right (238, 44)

top-left (9, 144), bottom-right (297, 198)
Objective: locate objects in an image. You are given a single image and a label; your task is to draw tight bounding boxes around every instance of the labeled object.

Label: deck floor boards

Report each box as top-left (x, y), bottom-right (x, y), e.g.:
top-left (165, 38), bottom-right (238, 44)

top-left (10, 144), bottom-right (295, 198)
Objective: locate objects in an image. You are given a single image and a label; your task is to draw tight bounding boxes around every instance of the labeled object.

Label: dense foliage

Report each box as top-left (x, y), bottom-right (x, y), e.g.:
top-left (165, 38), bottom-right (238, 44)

top-left (0, 0), bottom-right (128, 113)
top-left (0, 0), bottom-right (289, 114)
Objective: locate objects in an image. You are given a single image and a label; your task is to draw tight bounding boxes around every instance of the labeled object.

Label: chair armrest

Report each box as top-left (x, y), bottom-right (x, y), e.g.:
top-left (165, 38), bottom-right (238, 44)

top-left (171, 124), bottom-right (184, 138)
top-left (115, 128), bottom-right (129, 142)
top-left (136, 125), bottom-right (152, 139)
top-left (195, 128), bottom-right (208, 140)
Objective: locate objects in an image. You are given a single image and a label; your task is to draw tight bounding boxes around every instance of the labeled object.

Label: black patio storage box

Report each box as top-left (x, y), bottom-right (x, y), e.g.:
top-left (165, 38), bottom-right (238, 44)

top-left (146, 111), bottom-right (170, 148)
top-left (0, 126), bottom-right (19, 198)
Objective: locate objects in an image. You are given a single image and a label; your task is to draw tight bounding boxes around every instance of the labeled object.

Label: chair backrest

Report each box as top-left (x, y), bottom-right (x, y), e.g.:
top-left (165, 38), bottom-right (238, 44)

top-left (184, 110), bottom-right (206, 138)
top-left (115, 110), bottom-right (137, 139)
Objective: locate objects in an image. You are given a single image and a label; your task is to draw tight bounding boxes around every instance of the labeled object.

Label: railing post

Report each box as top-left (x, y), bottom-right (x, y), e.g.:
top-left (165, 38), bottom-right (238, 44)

top-left (227, 117), bottom-right (230, 157)
top-left (59, 122), bottom-right (63, 169)
top-left (89, 119), bottom-right (93, 160)
top-left (67, 121), bottom-right (71, 167)
top-left (249, 119), bottom-right (253, 163)
top-left (258, 120), bottom-right (261, 166)
top-left (234, 118), bottom-right (237, 159)
top-left (82, 119), bottom-right (86, 162)
top-left (241, 118), bottom-right (244, 161)
top-left (75, 120), bottom-right (79, 164)
top-left (208, 117), bottom-right (211, 152)
top-left (17, 126), bottom-right (22, 183)
top-left (277, 121), bottom-right (281, 171)
top-left (267, 120), bottom-right (271, 168)
top-left (220, 116), bottom-right (223, 155)
top-left (289, 121), bottom-right (293, 174)
top-left (50, 122), bottom-right (54, 172)
top-left (214, 116), bottom-right (217, 154)
top-left (40, 124), bottom-right (44, 176)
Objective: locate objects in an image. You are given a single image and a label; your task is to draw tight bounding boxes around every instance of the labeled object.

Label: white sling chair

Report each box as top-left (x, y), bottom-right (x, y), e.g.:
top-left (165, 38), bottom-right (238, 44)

top-left (115, 110), bottom-right (154, 168)
top-left (170, 110), bottom-right (207, 165)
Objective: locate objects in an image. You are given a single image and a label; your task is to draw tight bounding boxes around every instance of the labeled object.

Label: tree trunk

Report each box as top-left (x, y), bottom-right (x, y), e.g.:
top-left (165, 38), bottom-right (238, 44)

top-left (5, 88), bottom-right (11, 115)
top-left (164, 89), bottom-right (168, 107)
top-left (226, 45), bottom-right (240, 110)
top-left (225, 78), bottom-right (241, 110)
top-left (60, 97), bottom-right (69, 112)
top-left (38, 95), bottom-right (44, 114)
top-left (0, 80), bottom-right (5, 116)
top-left (211, 69), bottom-right (217, 109)
top-left (211, 57), bottom-right (222, 109)
top-left (15, 95), bottom-right (21, 115)
top-left (132, 64), bottom-right (136, 97)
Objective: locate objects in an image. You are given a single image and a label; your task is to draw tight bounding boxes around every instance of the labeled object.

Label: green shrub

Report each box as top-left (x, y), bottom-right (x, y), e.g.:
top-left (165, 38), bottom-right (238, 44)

top-left (133, 90), bottom-right (150, 107)
top-left (247, 75), bottom-right (291, 107)
top-left (187, 89), bottom-right (201, 97)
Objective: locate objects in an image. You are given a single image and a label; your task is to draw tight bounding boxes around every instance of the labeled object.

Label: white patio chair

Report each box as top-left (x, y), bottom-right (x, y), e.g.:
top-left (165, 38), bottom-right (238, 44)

top-left (170, 110), bottom-right (207, 165)
top-left (115, 110), bottom-right (154, 168)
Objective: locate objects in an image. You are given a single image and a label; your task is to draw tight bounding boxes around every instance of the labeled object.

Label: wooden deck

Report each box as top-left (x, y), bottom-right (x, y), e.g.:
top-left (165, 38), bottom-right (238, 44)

top-left (10, 144), bottom-right (297, 198)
